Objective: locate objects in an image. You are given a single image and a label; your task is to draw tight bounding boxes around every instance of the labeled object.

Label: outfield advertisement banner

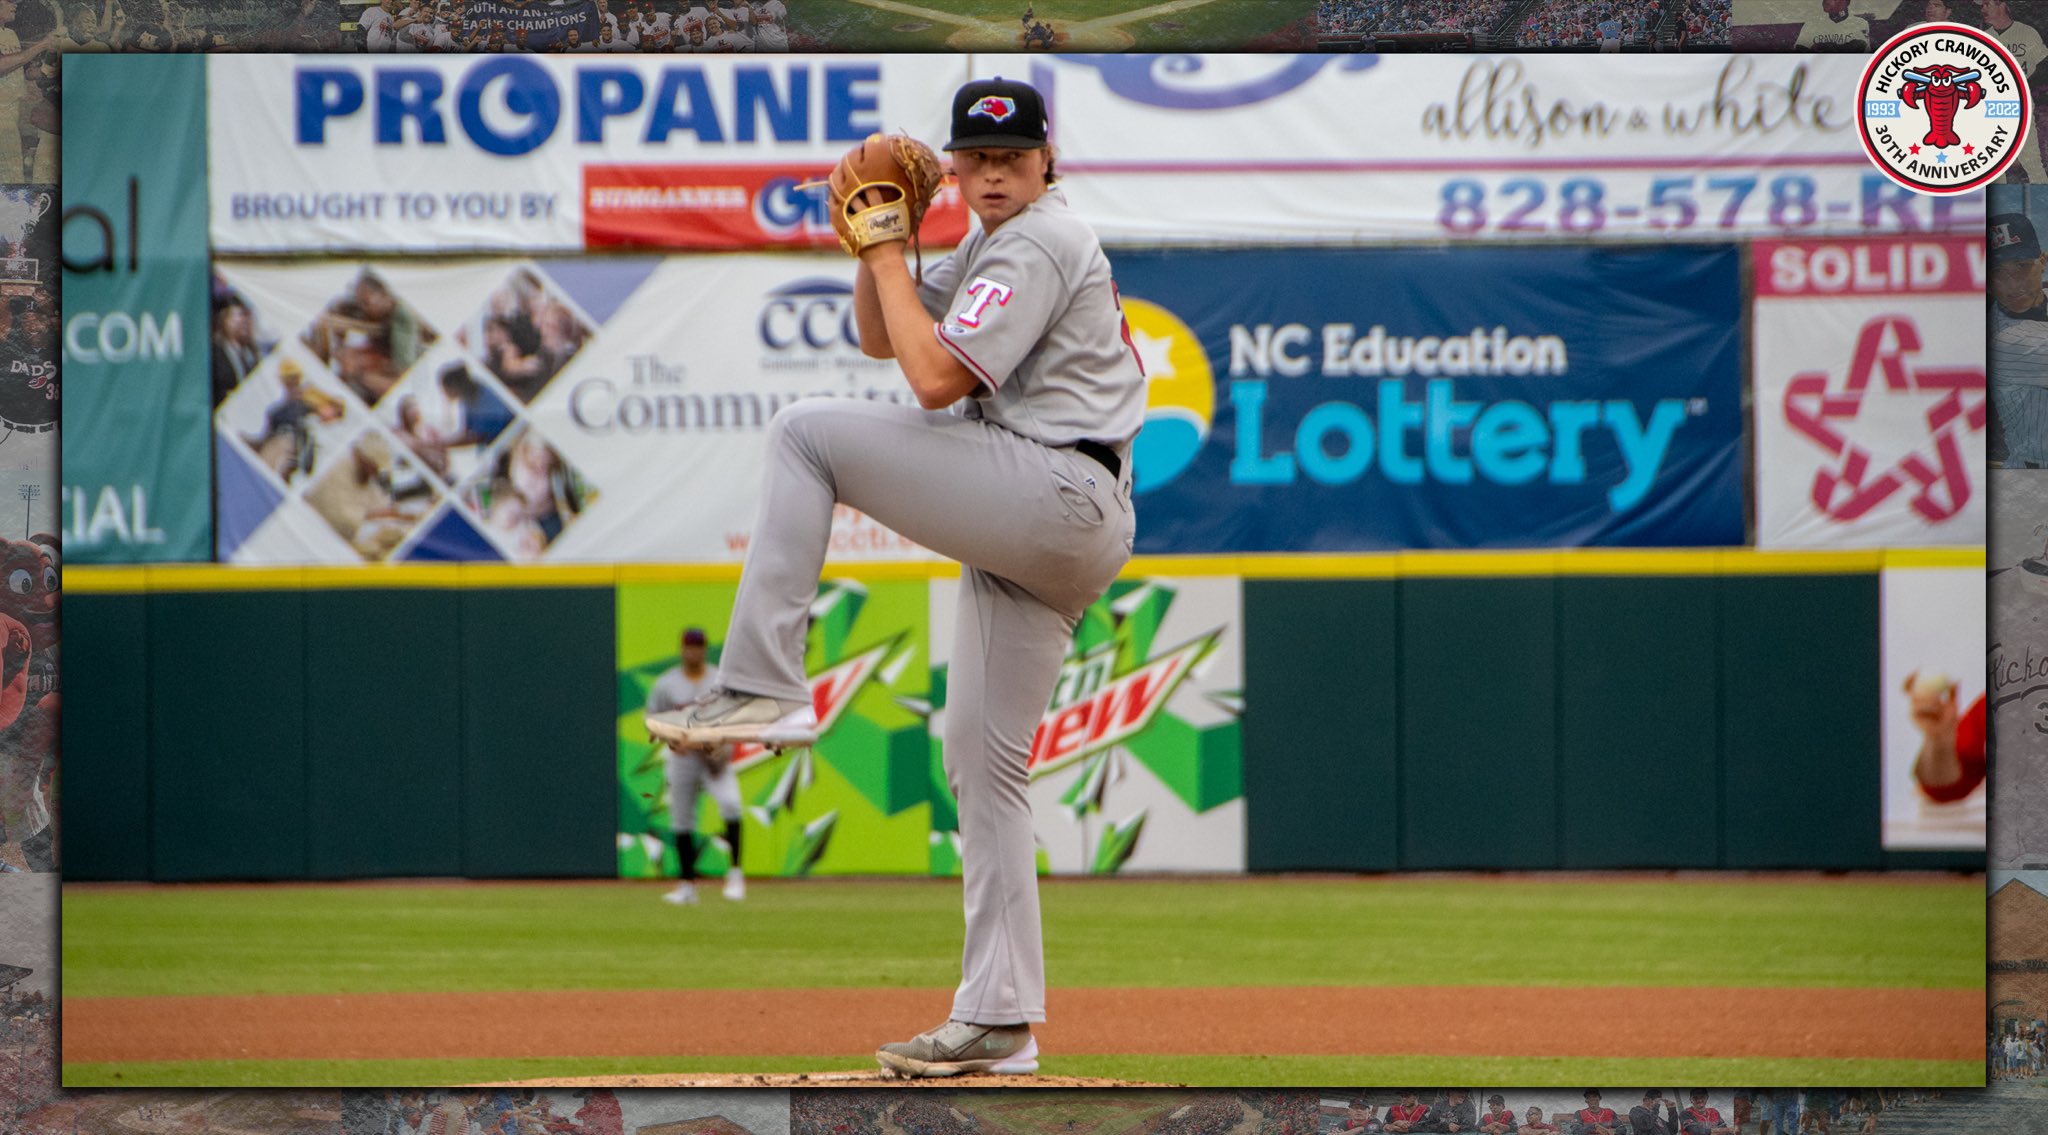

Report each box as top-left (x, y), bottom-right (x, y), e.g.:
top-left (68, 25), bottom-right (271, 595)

top-left (204, 55), bottom-right (1978, 253)
top-left (985, 53), bottom-right (1983, 244)
top-left (61, 55), bottom-right (215, 564)
top-left (206, 55), bottom-right (972, 253)
top-left (615, 575), bottom-right (1243, 877)
top-left (211, 254), bottom-right (936, 564)
top-left (1881, 564), bottom-right (1986, 852)
top-left (932, 575), bottom-right (1244, 875)
top-left (1751, 236), bottom-right (1987, 549)
top-left (1113, 245), bottom-right (1745, 552)
top-left (618, 578), bottom-right (936, 879)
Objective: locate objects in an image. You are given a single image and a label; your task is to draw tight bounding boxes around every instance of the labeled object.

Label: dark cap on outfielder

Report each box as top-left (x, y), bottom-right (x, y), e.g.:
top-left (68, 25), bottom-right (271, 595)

top-left (945, 77), bottom-right (1048, 151)
top-left (1993, 213), bottom-right (2043, 263)
top-left (682, 627), bottom-right (707, 645)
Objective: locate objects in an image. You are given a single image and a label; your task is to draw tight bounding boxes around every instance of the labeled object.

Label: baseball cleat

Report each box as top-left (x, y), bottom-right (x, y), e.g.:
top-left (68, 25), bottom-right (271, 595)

top-left (647, 688), bottom-right (818, 750)
top-left (661, 882), bottom-right (698, 906)
top-left (875, 1020), bottom-right (1038, 1078)
top-left (722, 868), bottom-right (746, 902)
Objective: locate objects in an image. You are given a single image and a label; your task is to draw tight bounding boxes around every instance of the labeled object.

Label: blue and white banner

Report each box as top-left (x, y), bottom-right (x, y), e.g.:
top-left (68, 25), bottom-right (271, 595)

top-left (1115, 246), bottom-right (1745, 552)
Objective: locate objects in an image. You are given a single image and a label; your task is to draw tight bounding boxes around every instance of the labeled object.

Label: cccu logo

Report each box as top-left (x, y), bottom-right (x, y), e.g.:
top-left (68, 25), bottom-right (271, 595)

top-left (1121, 297), bottom-right (1210, 494)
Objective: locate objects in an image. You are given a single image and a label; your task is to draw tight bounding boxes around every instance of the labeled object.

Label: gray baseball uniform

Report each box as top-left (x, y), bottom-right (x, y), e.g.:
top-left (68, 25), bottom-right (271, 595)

top-left (648, 663), bottom-right (743, 831)
top-left (1993, 299), bottom-right (2048, 465)
top-left (1993, 565), bottom-right (2048, 868)
top-left (1993, 19), bottom-right (2048, 184)
top-left (718, 185), bottom-right (1142, 1025)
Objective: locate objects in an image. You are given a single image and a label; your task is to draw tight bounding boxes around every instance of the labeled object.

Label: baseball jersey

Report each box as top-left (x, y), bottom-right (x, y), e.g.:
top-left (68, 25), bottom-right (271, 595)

top-left (1994, 299), bottom-right (2048, 465)
top-left (360, 5), bottom-right (397, 49)
top-left (1628, 1107), bottom-right (1673, 1135)
top-left (1794, 13), bottom-right (1870, 50)
top-left (709, 28), bottom-right (755, 50)
top-left (648, 662), bottom-right (719, 714)
top-left (1385, 1106), bottom-right (1430, 1126)
top-left (1993, 565), bottom-right (2048, 867)
top-left (1678, 1108), bottom-right (1724, 1135)
top-left (1483, 1110), bottom-right (1515, 1130)
top-left (1997, 19), bottom-right (2048, 80)
top-left (1577, 1108), bottom-right (1618, 1128)
top-left (916, 188), bottom-right (1147, 450)
top-left (751, 0), bottom-right (789, 49)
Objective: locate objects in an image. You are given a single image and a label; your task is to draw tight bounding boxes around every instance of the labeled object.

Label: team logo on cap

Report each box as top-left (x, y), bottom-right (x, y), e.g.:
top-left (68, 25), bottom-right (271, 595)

top-left (970, 96), bottom-right (1018, 122)
top-left (1995, 220), bottom-right (2023, 250)
top-left (1858, 22), bottom-right (2029, 194)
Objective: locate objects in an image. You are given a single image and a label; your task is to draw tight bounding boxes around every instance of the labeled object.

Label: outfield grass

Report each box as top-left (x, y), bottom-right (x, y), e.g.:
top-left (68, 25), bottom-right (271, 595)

top-left (787, 0), bottom-right (1309, 52)
top-left (57, 1053), bottom-right (1987, 1090)
top-left (63, 876), bottom-right (1983, 998)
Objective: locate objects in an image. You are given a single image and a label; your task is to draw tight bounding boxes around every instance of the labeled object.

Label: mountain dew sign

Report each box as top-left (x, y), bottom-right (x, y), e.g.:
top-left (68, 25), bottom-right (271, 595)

top-left (616, 574), bottom-right (1245, 878)
top-left (616, 578), bottom-right (935, 880)
top-left (940, 576), bottom-right (1247, 875)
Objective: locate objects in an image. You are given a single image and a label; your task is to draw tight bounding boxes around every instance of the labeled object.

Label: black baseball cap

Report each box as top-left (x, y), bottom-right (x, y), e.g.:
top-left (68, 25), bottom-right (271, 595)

top-left (945, 77), bottom-right (1048, 151)
top-left (1993, 213), bottom-right (2043, 263)
top-left (682, 627), bottom-right (707, 645)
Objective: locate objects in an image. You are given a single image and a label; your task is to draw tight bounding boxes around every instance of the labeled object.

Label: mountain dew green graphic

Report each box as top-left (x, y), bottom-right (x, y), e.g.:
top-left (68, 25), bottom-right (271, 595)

top-left (1030, 582), bottom-right (1224, 780)
top-left (616, 578), bottom-right (931, 879)
top-left (1091, 811), bottom-right (1148, 873)
top-left (1032, 579), bottom-right (1244, 874)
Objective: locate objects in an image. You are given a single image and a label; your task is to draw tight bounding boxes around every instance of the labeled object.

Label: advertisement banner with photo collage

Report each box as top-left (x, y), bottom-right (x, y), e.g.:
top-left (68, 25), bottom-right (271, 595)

top-left (211, 254), bottom-right (946, 565)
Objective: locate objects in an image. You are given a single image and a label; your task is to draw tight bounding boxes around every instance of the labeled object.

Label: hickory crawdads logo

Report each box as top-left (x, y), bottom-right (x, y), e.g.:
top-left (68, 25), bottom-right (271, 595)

top-left (1859, 22), bottom-right (2030, 193)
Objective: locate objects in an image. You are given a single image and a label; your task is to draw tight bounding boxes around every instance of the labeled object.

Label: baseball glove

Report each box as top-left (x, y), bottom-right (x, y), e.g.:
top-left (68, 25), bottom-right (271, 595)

top-left (827, 132), bottom-right (944, 271)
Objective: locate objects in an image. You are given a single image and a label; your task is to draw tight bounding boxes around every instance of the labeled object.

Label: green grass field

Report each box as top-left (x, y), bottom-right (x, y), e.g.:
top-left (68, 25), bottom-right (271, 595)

top-left (62, 875), bottom-right (1986, 1087)
top-left (786, 0), bottom-right (1312, 52)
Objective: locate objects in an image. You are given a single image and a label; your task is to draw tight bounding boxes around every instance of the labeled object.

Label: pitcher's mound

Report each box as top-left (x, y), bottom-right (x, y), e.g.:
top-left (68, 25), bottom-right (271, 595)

top-left (477, 1071), bottom-right (1172, 1088)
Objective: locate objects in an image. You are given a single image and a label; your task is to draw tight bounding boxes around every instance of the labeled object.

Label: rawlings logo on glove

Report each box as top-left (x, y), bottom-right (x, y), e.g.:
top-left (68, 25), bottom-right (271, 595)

top-left (826, 132), bottom-right (945, 276)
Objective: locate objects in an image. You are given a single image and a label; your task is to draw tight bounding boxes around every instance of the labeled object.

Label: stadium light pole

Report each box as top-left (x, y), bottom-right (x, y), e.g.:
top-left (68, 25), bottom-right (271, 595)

top-left (15, 484), bottom-right (35, 538)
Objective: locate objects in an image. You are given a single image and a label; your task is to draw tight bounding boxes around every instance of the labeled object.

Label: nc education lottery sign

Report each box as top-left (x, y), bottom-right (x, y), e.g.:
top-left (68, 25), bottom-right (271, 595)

top-left (206, 55), bottom-right (970, 253)
top-left (1751, 235), bottom-right (1986, 549)
top-left (1112, 246), bottom-right (1744, 553)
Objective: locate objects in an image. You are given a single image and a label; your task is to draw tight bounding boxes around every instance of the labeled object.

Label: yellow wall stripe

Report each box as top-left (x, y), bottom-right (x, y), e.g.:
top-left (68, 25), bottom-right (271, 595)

top-left (67, 546), bottom-right (1987, 593)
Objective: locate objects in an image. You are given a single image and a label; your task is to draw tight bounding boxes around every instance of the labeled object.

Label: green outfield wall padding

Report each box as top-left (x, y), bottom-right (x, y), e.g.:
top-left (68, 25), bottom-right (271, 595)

top-left (458, 588), bottom-right (618, 878)
top-left (61, 593), bottom-right (150, 881)
top-left (148, 590), bottom-right (310, 881)
top-left (1243, 580), bottom-right (1400, 871)
top-left (1719, 574), bottom-right (1884, 869)
top-left (1557, 577), bottom-right (1721, 868)
top-left (304, 591), bottom-right (466, 878)
top-left (1400, 577), bottom-right (1560, 870)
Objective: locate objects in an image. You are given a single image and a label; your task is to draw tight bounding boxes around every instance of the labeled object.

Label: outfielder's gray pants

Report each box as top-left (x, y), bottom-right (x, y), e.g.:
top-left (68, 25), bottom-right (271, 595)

top-left (663, 749), bottom-right (742, 832)
top-left (720, 399), bottom-right (1133, 1024)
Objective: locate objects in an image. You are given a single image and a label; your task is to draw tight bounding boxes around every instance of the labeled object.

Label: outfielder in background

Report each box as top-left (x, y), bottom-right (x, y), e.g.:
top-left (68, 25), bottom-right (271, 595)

top-left (647, 76), bottom-right (1142, 1078)
top-left (1992, 211), bottom-right (2048, 468)
top-left (645, 626), bottom-right (745, 904)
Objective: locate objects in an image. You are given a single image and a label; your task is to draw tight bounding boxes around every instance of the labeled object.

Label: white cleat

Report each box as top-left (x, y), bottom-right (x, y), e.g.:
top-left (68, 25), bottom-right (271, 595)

top-left (722, 868), bottom-right (746, 902)
top-left (662, 881), bottom-right (699, 906)
top-left (647, 688), bottom-right (818, 751)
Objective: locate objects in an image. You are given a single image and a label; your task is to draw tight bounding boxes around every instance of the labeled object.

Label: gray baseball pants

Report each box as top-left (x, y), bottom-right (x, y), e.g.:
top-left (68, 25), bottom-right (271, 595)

top-left (718, 398), bottom-right (1133, 1024)
top-left (663, 749), bottom-right (742, 832)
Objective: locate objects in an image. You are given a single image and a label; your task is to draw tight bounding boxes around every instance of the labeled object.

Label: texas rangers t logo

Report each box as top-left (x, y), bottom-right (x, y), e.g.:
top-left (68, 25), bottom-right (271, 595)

top-left (956, 277), bottom-right (1013, 327)
top-left (971, 96), bottom-right (1018, 122)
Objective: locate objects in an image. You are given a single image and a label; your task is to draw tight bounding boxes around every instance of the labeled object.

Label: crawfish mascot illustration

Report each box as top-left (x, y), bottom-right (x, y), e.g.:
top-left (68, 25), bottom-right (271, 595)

top-left (0, 533), bottom-right (56, 870)
top-left (1900, 65), bottom-right (1985, 150)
